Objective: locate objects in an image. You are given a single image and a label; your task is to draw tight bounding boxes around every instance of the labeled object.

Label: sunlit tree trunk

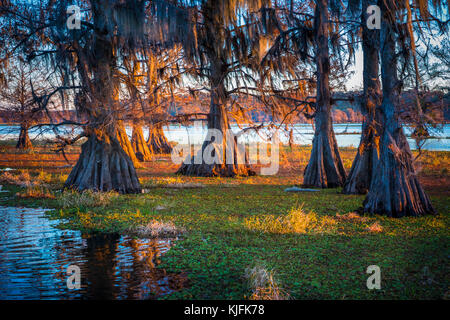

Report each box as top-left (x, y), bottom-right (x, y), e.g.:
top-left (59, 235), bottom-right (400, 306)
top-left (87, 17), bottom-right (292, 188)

top-left (363, 2), bottom-right (434, 217)
top-left (303, 0), bottom-right (346, 188)
top-left (343, 0), bottom-right (381, 194)
top-left (16, 123), bottom-right (32, 150)
top-left (65, 1), bottom-right (141, 193)
top-left (131, 123), bottom-right (152, 161)
top-left (117, 120), bottom-right (140, 165)
top-left (147, 122), bottom-right (172, 154)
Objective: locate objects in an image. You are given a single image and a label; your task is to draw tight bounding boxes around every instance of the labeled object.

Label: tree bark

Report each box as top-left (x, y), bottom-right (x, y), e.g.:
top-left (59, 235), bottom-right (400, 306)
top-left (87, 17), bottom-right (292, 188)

top-left (65, 0), bottom-right (141, 193)
top-left (363, 3), bottom-right (434, 217)
top-left (64, 130), bottom-right (141, 194)
top-left (16, 124), bottom-right (32, 150)
top-left (177, 62), bottom-right (254, 177)
top-left (343, 0), bottom-right (381, 194)
top-left (116, 120), bottom-right (140, 165)
top-left (303, 0), bottom-right (346, 188)
top-left (147, 122), bottom-right (172, 154)
top-left (131, 123), bottom-right (152, 161)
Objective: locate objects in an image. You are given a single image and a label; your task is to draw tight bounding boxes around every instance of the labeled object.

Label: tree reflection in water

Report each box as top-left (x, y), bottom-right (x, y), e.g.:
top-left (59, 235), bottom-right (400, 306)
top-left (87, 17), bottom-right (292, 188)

top-left (79, 233), bottom-right (186, 299)
top-left (0, 206), bottom-right (187, 300)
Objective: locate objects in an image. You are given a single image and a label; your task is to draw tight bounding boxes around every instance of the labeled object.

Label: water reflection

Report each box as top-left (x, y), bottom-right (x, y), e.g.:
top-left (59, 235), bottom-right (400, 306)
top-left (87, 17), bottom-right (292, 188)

top-left (0, 207), bottom-right (183, 300)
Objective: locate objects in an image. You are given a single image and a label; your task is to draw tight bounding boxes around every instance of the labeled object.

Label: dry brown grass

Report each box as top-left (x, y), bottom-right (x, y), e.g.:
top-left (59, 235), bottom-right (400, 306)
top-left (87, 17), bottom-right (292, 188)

top-left (245, 265), bottom-right (290, 300)
top-left (143, 176), bottom-right (205, 189)
top-left (1, 144), bottom-right (448, 188)
top-left (57, 190), bottom-right (119, 208)
top-left (0, 170), bottom-right (35, 187)
top-left (335, 211), bottom-right (368, 222)
top-left (127, 220), bottom-right (184, 238)
top-left (15, 186), bottom-right (55, 199)
top-left (366, 222), bottom-right (383, 233)
top-left (245, 205), bottom-right (337, 234)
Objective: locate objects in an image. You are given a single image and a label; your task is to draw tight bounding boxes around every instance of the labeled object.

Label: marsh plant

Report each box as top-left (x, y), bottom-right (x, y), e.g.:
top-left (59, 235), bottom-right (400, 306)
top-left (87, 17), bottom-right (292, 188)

top-left (57, 190), bottom-right (119, 209)
top-left (245, 265), bottom-right (289, 300)
top-left (245, 205), bottom-right (337, 234)
top-left (127, 220), bottom-right (184, 238)
top-left (15, 186), bottom-right (55, 199)
top-left (0, 170), bottom-right (34, 187)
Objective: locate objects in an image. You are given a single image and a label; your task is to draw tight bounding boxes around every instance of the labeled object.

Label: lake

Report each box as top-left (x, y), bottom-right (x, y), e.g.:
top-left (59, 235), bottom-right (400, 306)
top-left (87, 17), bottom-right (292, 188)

top-left (0, 123), bottom-right (449, 151)
top-left (0, 206), bottom-right (180, 299)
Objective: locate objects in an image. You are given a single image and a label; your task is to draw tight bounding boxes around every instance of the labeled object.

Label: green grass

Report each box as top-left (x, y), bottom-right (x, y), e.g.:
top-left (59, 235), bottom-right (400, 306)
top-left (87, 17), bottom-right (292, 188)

top-left (0, 174), bottom-right (448, 300)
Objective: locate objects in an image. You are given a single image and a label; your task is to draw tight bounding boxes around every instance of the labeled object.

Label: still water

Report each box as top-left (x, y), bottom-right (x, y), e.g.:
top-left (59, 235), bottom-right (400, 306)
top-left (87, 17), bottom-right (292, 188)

top-left (1, 123), bottom-right (449, 151)
top-left (0, 206), bottom-right (180, 300)
top-left (163, 123), bottom-right (450, 151)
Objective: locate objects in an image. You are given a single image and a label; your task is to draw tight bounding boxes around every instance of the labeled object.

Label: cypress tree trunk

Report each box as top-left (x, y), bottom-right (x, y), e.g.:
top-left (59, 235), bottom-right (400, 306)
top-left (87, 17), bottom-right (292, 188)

top-left (303, 0), bottom-right (346, 188)
top-left (16, 124), bottom-right (32, 150)
top-left (343, 0), bottom-right (381, 194)
top-left (116, 120), bottom-right (140, 165)
top-left (363, 3), bottom-right (434, 217)
top-left (177, 61), bottom-right (254, 177)
top-left (64, 0), bottom-right (141, 193)
top-left (147, 122), bottom-right (172, 154)
top-left (131, 123), bottom-right (152, 161)
top-left (64, 129), bottom-right (141, 194)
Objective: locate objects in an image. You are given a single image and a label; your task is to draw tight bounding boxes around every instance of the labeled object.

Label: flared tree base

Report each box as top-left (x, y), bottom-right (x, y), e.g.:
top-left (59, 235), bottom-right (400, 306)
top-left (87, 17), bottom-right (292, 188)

top-left (343, 106), bottom-right (381, 194)
top-left (342, 150), bottom-right (373, 194)
top-left (176, 141), bottom-right (255, 177)
top-left (343, 142), bottom-right (378, 194)
top-left (363, 128), bottom-right (434, 217)
top-left (16, 127), bottom-right (32, 150)
top-left (149, 138), bottom-right (173, 155)
top-left (131, 125), bottom-right (152, 161)
top-left (303, 130), bottom-right (346, 188)
top-left (116, 121), bottom-right (140, 166)
top-left (64, 134), bottom-right (142, 194)
top-left (147, 124), bottom-right (173, 155)
top-left (16, 137), bottom-right (32, 150)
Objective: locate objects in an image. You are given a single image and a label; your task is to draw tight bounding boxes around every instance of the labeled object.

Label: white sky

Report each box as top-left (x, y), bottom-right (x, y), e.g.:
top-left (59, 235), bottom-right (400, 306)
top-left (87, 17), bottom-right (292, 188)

top-left (347, 48), bottom-right (364, 91)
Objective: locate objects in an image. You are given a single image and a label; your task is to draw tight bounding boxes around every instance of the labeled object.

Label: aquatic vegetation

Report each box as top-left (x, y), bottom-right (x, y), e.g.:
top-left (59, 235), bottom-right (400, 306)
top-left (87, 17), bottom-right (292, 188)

top-left (0, 146), bottom-right (448, 299)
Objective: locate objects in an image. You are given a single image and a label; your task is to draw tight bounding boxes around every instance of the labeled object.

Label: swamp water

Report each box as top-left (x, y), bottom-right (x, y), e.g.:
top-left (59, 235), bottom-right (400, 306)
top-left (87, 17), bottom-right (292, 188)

top-left (0, 206), bottom-right (183, 299)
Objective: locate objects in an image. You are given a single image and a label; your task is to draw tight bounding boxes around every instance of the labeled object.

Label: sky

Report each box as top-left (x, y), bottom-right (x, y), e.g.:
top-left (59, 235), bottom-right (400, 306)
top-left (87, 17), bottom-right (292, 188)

top-left (347, 48), bottom-right (364, 91)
